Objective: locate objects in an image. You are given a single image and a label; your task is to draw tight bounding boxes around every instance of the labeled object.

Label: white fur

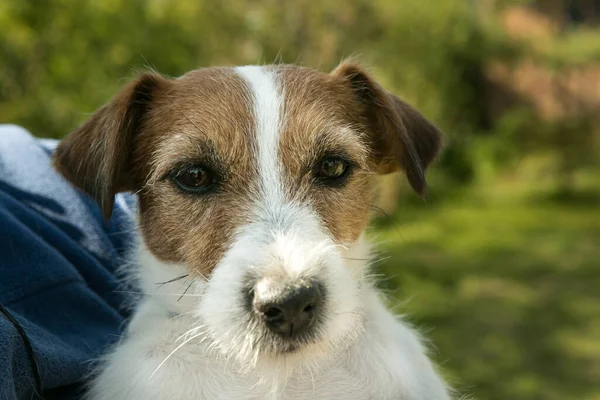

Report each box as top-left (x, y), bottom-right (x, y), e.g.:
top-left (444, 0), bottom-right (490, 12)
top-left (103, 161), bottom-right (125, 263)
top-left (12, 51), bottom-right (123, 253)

top-left (86, 66), bottom-right (452, 400)
top-left (234, 65), bottom-right (284, 205)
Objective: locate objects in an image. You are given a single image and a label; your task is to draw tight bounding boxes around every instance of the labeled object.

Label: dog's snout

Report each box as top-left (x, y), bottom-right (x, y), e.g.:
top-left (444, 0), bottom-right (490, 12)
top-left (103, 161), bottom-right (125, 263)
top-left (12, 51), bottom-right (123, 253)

top-left (251, 279), bottom-right (323, 337)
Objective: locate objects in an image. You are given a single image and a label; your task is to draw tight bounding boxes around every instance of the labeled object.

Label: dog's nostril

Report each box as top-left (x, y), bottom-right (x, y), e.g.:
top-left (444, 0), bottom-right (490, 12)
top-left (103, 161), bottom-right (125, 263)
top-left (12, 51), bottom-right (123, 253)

top-left (264, 307), bottom-right (284, 320)
top-left (302, 304), bottom-right (314, 313)
top-left (252, 279), bottom-right (324, 338)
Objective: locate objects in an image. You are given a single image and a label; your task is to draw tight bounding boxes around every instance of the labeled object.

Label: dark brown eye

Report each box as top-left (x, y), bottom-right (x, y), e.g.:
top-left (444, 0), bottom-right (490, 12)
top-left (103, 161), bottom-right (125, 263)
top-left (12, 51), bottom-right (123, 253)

top-left (317, 158), bottom-right (349, 180)
top-left (172, 166), bottom-right (214, 193)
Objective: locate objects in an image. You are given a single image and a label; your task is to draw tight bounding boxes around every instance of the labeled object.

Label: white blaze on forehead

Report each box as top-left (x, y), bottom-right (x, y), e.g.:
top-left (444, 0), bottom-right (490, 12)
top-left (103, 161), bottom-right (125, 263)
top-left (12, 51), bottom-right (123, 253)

top-left (234, 66), bottom-right (284, 206)
top-left (234, 66), bottom-right (324, 240)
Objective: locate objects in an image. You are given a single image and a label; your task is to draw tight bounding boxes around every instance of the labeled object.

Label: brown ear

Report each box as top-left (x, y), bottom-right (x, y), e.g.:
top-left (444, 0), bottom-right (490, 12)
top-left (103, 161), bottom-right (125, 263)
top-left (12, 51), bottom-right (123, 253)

top-left (53, 72), bottom-right (167, 220)
top-left (331, 62), bottom-right (443, 197)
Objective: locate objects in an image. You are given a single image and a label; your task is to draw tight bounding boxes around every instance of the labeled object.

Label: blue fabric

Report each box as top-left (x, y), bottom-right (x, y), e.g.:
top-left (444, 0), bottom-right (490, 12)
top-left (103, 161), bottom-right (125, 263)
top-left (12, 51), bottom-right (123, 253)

top-left (0, 125), bottom-right (137, 399)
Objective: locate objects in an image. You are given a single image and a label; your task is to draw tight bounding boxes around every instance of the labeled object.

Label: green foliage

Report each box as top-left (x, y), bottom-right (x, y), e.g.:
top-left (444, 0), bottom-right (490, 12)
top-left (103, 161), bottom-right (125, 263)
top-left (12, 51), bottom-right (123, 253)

top-left (372, 1), bottom-right (484, 128)
top-left (534, 28), bottom-right (600, 67)
top-left (373, 186), bottom-right (600, 400)
top-left (0, 0), bottom-right (383, 139)
top-left (0, 0), bottom-right (252, 138)
top-left (1, 1), bottom-right (599, 399)
top-left (3, 0), bottom-right (595, 185)
top-left (368, 0), bottom-right (526, 185)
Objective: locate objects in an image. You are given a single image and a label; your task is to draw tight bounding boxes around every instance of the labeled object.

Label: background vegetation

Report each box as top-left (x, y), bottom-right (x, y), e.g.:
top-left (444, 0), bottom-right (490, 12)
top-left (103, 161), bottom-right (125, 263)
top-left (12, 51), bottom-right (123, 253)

top-left (1, 0), bottom-right (599, 399)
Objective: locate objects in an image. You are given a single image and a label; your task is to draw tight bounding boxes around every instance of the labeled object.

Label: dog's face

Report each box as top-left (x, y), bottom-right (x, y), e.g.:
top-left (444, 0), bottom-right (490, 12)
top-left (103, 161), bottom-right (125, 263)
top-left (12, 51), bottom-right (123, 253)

top-left (54, 63), bottom-right (441, 364)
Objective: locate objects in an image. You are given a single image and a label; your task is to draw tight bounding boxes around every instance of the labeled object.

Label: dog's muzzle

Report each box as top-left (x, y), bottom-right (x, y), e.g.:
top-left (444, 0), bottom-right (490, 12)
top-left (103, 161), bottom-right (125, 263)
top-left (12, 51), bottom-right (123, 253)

top-left (246, 278), bottom-right (324, 340)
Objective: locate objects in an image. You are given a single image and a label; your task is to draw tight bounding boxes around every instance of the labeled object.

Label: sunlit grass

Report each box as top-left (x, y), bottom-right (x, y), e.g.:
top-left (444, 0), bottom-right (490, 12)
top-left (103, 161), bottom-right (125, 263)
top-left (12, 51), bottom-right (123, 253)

top-left (370, 183), bottom-right (600, 400)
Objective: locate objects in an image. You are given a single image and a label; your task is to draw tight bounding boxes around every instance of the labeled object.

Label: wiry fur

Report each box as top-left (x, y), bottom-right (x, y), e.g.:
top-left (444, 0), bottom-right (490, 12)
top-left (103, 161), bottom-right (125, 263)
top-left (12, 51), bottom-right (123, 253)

top-left (54, 63), bottom-right (453, 399)
top-left (88, 237), bottom-right (451, 399)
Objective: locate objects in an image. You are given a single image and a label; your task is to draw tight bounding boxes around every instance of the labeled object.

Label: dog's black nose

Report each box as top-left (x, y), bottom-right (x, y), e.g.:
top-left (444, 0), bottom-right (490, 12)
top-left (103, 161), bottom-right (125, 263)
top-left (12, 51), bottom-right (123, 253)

top-left (252, 280), bottom-right (323, 337)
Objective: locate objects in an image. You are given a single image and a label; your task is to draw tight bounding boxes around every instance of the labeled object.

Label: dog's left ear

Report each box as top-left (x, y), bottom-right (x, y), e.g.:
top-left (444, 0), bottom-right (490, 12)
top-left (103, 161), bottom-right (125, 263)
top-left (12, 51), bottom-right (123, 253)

top-left (53, 72), bottom-right (168, 220)
top-left (331, 62), bottom-right (443, 197)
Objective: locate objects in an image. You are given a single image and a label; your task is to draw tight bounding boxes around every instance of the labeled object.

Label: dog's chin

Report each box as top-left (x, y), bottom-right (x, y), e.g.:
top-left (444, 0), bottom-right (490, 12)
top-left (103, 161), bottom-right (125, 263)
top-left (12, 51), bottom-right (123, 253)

top-left (264, 335), bottom-right (320, 355)
top-left (237, 324), bottom-right (319, 357)
top-left (221, 328), bottom-right (333, 367)
top-left (253, 325), bottom-right (359, 364)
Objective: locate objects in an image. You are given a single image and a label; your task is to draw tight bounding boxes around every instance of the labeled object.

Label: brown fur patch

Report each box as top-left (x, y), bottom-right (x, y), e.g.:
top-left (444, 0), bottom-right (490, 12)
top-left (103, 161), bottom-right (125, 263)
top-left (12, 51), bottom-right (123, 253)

top-left (330, 62), bottom-right (443, 197)
top-left (53, 72), bottom-right (167, 219)
top-left (277, 66), bottom-right (374, 244)
top-left (55, 68), bottom-right (259, 277)
top-left (131, 68), bottom-right (258, 277)
top-left (276, 63), bottom-right (443, 243)
top-left (54, 63), bottom-right (442, 278)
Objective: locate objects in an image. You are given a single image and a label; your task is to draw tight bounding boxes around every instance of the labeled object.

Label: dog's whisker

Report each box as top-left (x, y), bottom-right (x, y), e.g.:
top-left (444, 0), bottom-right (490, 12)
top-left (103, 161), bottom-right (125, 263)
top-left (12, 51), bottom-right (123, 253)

top-left (364, 256), bottom-right (392, 267)
top-left (177, 280), bottom-right (195, 302)
top-left (175, 325), bottom-right (206, 343)
top-left (150, 332), bottom-right (204, 379)
top-left (168, 310), bottom-right (197, 321)
top-left (301, 350), bottom-right (316, 398)
top-left (331, 243), bottom-right (349, 251)
top-left (175, 325), bottom-right (205, 342)
top-left (191, 269), bottom-right (209, 282)
top-left (156, 274), bottom-right (190, 287)
top-left (369, 203), bottom-right (406, 240)
top-left (114, 290), bottom-right (202, 297)
top-left (363, 273), bottom-right (387, 280)
top-left (175, 327), bottom-right (200, 343)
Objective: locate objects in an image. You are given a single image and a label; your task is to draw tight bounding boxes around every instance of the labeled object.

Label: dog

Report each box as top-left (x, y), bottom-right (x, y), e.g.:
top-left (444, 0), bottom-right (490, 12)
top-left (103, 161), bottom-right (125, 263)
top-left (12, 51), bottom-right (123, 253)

top-left (53, 61), bottom-right (452, 399)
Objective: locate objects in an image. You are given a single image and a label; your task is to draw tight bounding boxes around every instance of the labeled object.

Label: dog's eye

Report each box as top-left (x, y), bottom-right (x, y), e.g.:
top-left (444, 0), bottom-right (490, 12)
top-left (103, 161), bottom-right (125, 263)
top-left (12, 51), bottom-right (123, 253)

top-left (172, 166), bottom-right (214, 193)
top-left (316, 157), bottom-right (349, 181)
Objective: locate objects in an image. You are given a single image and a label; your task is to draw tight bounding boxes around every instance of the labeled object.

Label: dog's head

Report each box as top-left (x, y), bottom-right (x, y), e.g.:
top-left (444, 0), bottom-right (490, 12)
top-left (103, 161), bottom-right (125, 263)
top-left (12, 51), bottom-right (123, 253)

top-left (54, 63), bottom-right (442, 365)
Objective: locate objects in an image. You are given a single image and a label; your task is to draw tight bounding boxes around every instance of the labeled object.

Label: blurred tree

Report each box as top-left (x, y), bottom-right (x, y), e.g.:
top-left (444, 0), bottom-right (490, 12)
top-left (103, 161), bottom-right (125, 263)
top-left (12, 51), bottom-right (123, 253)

top-left (0, 0), bottom-right (250, 138)
top-left (1, 1), bottom-right (600, 399)
top-left (0, 0), bottom-right (597, 188)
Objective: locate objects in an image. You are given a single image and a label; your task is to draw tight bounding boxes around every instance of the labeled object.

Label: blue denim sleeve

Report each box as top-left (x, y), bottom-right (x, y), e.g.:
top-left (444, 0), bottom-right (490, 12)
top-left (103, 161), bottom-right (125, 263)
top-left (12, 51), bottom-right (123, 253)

top-left (0, 125), bottom-right (137, 399)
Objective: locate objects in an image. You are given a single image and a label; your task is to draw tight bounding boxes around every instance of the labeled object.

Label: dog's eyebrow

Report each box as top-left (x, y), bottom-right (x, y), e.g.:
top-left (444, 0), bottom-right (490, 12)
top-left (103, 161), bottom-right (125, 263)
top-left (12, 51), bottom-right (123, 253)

top-left (147, 139), bottom-right (227, 185)
top-left (287, 125), bottom-right (370, 169)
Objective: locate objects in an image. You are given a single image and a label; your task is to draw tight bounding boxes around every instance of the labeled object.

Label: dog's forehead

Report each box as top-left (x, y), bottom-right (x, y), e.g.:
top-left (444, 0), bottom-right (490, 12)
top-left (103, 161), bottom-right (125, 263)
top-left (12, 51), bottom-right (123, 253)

top-left (160, 67), bottom-right (255, 146)
top-left (175, 64), bottom-right (342, 96)
top-left (169, 65), bottom-right (346, 111)
top-left (135, 66), bottom-right (373, 274)
top-left (145, 65), bottom-right (365, 174)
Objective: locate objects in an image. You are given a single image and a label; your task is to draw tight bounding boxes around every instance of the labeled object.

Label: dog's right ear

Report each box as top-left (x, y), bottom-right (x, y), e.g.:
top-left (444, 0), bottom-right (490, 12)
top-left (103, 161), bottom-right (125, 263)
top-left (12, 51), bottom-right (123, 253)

top-left (53, 72), bottom-right (167, 220)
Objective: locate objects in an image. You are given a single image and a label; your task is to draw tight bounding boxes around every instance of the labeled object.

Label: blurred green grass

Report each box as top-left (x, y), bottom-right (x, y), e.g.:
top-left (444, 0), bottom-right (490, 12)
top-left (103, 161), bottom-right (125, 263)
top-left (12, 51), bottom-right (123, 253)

top-left (371, 183), bottom-right (600, 400)
top-left (1, 0), bottom-right (599, 398)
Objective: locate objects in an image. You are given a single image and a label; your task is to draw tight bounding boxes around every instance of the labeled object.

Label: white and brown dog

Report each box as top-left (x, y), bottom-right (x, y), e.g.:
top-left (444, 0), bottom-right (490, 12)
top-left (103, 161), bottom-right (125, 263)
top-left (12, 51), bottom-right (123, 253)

top-left (53, 62), bottom-right (452, 399)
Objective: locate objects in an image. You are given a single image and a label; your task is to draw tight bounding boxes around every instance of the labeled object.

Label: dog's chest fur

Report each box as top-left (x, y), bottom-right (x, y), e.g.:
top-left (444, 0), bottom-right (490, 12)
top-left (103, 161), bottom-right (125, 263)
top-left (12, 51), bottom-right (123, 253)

top-left (89, 270), bottom-right (447, 400)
